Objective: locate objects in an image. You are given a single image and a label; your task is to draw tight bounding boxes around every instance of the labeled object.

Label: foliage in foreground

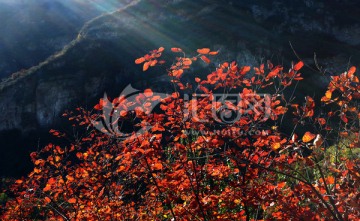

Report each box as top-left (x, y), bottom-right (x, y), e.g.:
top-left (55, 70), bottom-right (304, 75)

top-left (1, 47), bottom-right (359, 220)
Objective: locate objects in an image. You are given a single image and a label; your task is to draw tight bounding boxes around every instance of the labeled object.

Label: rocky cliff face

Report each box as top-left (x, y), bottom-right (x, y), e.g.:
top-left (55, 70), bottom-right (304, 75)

top-left (1, 0), bottom-right (359, 176)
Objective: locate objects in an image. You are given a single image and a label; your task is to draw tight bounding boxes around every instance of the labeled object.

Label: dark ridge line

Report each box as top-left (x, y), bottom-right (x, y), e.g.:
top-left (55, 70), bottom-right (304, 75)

top-left (0, 0), bottom-right (141, 92)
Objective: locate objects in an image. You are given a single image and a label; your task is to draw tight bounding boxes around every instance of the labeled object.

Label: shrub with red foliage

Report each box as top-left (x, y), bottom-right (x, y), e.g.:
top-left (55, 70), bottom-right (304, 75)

top-left (1, 47), bottom-right (359, 220)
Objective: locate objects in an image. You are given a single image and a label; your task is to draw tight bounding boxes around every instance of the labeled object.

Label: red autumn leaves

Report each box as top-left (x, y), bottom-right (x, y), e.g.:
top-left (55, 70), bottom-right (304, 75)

top-left (135, 47), bottom-right (165, 71)
top-left (1, 46), bottom-right (359, 221)
top-left (135, 47), bottom-right (218, 74)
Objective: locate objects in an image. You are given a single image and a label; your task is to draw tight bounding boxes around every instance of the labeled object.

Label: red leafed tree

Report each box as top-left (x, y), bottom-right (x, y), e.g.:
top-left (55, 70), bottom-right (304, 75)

top-left (1, 47), bottom-right (359, 220)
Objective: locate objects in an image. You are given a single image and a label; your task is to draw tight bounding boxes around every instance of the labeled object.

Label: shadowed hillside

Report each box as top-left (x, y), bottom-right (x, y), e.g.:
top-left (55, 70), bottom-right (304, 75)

top-left (0, 0), bottom-right (131, 79)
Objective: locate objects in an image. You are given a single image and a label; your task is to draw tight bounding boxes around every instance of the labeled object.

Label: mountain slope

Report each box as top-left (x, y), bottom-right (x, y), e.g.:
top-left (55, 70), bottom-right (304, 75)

top-left (0, 0), bottom-right (131, 78)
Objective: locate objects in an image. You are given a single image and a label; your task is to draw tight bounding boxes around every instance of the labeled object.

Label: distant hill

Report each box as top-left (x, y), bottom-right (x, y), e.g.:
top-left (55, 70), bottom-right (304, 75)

top-left (0, 0), bottom-right (130, 78)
